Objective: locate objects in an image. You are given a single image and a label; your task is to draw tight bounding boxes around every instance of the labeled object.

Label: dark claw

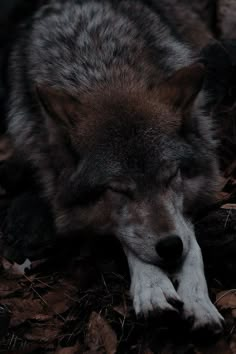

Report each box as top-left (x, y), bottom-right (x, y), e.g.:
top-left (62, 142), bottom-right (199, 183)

top-left (168, 297), bottom-right (184, 311)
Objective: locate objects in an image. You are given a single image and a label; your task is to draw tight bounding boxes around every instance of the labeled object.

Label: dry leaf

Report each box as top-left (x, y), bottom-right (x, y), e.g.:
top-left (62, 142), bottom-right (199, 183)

top-left (44, 289), bottom-right (72, 315)
top-left (216, 290), bottom-right (236, 316)
top-left (221, 204), bottom-right (236, 210)
top-left (12, 259), bottom-right (32, 274)
top-left (141, 349), bottom-right (154, 354)
top-left (0, 297), bottom-right (53, 326)
top-left (229, 333), bottom-right (236, 354)
top-left (24, 324), bottom-right (60, 343)
top-left (55, 343), bottom-right (81, 354)
top-left (196, 339), bottom-right (233, 354)
top-left (86, 312), bottom-right (117, 354)
top-left (0, 278), bottom-right (23, 298)
top-left (113, 302), bottom-right (128, 317)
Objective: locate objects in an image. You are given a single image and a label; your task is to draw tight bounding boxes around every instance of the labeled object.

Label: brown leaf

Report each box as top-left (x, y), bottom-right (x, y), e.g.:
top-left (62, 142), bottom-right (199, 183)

top-left (0, 278), bottom-right (23, 298)
top-left (86, 312), bottom-right (118, 354)
top-left (0, 297), bottom-right (53, 326)
top-left (229, 333), bottom-right (236, 354)
top-left (216, 290), bottom-right (236, 317)
top-left (1, 258), bottom-right (24, 277)
top-left (24, 319), bottom-right (62, 343)
top-left (196, 339), bottom-right (233, 354)
top-left (55, 343), bottom-right (81, 354)
top-left (33, 313), bottom-right (52, 321)
top-left (217, 191), bottom-right (230, 201)
top-left (221, 204), bottom-right (236, 210)
top-left (113, 302), bottom-right (128, 318)
top-left (141, 349), bottom-right (154, 354)
top-left (43, 289), bottom-right (72, 315)
top-left (12, 259), bottom-right (32, 274)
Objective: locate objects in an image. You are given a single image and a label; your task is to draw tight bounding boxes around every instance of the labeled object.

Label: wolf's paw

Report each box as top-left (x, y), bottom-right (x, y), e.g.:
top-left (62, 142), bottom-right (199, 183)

top-left (130, 270), bottom-right (183, 317)
top-left (181, 296), bottom-right (224, 338)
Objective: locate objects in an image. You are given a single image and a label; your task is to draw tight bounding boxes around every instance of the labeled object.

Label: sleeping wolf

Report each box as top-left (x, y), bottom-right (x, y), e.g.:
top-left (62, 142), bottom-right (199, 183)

top-left (6, 0), bottom-right (224, 336)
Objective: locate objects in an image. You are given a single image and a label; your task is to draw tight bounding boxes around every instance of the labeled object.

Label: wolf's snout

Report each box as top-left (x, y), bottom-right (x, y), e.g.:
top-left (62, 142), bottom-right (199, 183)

top-left (155, 235), bottom-right (183, 264)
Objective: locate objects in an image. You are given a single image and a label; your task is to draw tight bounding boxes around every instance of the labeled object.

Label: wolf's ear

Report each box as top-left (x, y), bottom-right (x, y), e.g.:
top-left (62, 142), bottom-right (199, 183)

top-left (36, 85), bottom-right (79, 127)
top-left (158, 63), bottom-right (205, 110)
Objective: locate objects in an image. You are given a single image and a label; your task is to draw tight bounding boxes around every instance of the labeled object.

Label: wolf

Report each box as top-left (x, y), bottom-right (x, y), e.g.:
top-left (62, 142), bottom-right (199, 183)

top-left (6, 0), bottom-right (224, 336)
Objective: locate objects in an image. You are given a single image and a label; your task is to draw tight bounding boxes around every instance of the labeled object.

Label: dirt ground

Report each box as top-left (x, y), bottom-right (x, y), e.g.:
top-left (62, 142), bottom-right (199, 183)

top-left (0, 1), bottom-right (235, 353)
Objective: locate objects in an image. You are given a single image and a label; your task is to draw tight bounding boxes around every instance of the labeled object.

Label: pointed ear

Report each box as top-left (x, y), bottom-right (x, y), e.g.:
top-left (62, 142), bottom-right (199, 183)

top-left (157, 63), bottom-right (205, 110)
top-left (36, 85), bottom-right (79, 127)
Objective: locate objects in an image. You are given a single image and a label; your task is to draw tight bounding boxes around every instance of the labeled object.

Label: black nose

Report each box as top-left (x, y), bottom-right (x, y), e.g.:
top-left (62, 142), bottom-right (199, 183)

top-left (155, 235), bottom-right (183, 263)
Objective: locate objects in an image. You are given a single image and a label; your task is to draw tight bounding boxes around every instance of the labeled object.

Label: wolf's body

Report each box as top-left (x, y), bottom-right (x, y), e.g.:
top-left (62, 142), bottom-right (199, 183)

top-left (6, 0), bottom-right (223, 335)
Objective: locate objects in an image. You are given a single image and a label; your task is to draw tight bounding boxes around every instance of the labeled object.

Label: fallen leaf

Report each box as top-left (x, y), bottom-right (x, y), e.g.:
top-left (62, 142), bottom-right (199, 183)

top-left (55, 343), bottom-right (81, 354)
top-left (0, 278), bottom-right (23, 298)
top-left (0, 297), bottom-right (53, 326)
top-left (221, 204), bottom-right (236, 210)
top-left (229, 333), bottom-right (236, 354)
top-left (196, 339), bottom-right (233, 354)
top-left (113, 301), bottom-right (128, 317)
top-left (141, 349), bottom-right (154, 354)
top-left (86, 312), bottom-right (117, 354)
top-left (216, 290), bottom-right (236, 317)
top-left (1, 258), bottom-right (23, 277)
top-left (43, 287), bottom-right (75, 315)
top-left (23, 318), bottom-right (63, 343)
top-left (12, 259), bottom-right (32, 274)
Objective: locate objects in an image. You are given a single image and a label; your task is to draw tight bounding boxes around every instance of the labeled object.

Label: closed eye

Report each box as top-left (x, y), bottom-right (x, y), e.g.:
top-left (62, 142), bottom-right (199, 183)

top-left (63, 183), bottom-right (106, 207)
top-left (108, 181), bottom-right (135, 198)
top-left (181, 164), bottom-right (201, 179)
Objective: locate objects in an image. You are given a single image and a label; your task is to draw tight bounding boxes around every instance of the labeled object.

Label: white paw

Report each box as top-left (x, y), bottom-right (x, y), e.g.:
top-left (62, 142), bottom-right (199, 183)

top-left (130, 269), bottom-right (183, 317)
top-left (174, 236), bottom-right (224, 336)
top-left (179, 292), bottom-right (224, 335)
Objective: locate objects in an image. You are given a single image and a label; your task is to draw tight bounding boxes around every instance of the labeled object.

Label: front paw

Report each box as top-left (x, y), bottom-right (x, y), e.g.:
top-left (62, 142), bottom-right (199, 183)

top-left (180, 295), bottom-right (224, 338)
top-left (131, 272), bottom-right (183, 317)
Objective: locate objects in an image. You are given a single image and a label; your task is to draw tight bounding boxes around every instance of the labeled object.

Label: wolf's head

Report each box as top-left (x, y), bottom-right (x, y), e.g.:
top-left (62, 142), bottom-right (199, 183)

top-left (36, 63), bottom-right (219, 269)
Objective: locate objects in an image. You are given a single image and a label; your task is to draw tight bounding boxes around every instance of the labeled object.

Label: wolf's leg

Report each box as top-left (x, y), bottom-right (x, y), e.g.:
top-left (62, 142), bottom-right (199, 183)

top-left (174, 236), bottom-right (224, 334)
top-left (124, 247), bottom-right (183, 316)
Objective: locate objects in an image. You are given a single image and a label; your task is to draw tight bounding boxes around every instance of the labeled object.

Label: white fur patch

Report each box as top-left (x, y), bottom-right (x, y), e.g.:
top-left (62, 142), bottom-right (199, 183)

top-left (125, 247), bottom-right (182, 316)
top-left (174, 237), bottom-right (224, 332)
top-left (124, 236), bottom-right (223, 334)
